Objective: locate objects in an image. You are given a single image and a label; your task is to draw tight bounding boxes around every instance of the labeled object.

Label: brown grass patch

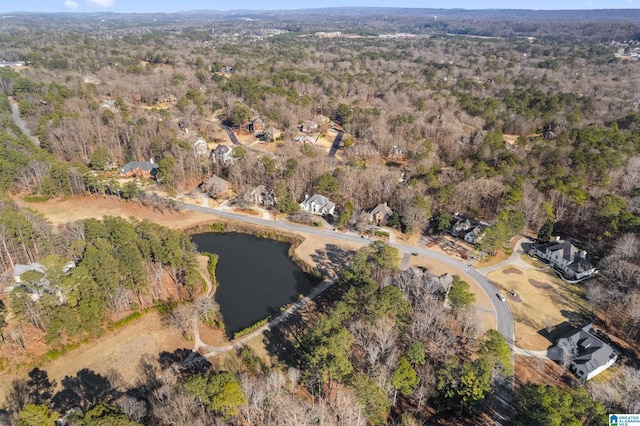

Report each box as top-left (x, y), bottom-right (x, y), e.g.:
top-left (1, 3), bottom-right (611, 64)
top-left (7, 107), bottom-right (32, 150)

top-left (529, 279), bottom-right (552, 289)
top-left (508, 293), bottom-right (523, 303)
top-left (488, 266), bottom-right (588, 351)
top-left (515, 355), bottom-right (571, 390)
top-left (0, 310), bottom-right (190, 398)
top-left (231, 208), bottom-right (260, 216)
top-left (198, 322), bottom-right (229, 347)
top-left (476, 249), bottom-right (509, 268)
top-left (13, 194), bottom-right (215, 230)
top-left (503, 267), bottom-right (523, 275)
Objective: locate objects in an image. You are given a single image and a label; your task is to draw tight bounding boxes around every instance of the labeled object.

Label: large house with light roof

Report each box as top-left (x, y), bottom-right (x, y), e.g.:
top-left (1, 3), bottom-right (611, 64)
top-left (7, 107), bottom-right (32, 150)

top-left (531, 237), bottom-right (597, 280)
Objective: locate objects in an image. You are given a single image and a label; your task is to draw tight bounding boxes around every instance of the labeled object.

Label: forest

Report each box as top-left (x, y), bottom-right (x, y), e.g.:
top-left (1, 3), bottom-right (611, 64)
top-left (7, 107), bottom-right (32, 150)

top-left (0, 8), bottom-right (639, 425)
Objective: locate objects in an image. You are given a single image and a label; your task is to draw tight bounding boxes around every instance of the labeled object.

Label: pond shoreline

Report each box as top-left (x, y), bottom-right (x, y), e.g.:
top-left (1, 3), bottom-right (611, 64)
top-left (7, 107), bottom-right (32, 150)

top-left (190, 230), bottom-right (317, 337)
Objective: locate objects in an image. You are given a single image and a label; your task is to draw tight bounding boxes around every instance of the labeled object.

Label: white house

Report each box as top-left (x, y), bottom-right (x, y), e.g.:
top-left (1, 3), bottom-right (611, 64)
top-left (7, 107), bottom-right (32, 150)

top-left (210, 144), bottom-right (235, 166)
top-left (300, 194), bottom-right (336, 216)
top-left (532, 237), bottom-right (597, 280)
top-left (193, 139), bottom-right (208, 156)
top-left (553, 323), bottom-right (618, 381)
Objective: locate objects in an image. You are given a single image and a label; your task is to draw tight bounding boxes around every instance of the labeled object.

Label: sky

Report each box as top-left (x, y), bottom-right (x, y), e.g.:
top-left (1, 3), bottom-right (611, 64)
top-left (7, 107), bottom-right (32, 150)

top-left (0, 0), bottom-right (636, 13)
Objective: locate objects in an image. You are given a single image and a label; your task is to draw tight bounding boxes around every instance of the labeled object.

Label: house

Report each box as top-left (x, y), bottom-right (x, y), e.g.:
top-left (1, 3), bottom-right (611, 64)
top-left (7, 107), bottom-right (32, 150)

top-left (249, 118), bottom-right (265, 133)
top-left (464, 226), bottom-right (486, 244)
top-left (264, 126), bottom-right (281, 142)
top-left (157, 93), bottom-right (177, 104)
top-left (11, 263), bottom-right (46, 284)
top-left (314, 114), bottom-right (331, 125)
top-left (8, 262), bottom-right (74, 301)
top-left (119, 160), bottom-right (158, 179)
top-left (199, 175), bottom-right (231, 198)
top-left (210, 144), bottom-right (235, 166)
top-left (100, 99), bottom-right (117, 109)
top-left (388, 145), bottom-right (406, 161)
top-left (368, 202), bottom-right (393, 225)
top-left (295, 135), bottom-right (318, 145)
top-left (238, 185), bottom-right (277, 208)
top-left (531, 237), bottom-right (597, 280)
top-left (552, 323), bottom-right (618, 380)
top-left (301, 120), bottom-right (319, 133)
top-left (352, 143), bottom-right (379, 158)
top-left (193, 139), bottom-right (209, 156)
top-left (451, 218), bottom-right (473, 237)
top-left (300, 194), bottom-right (336, 216)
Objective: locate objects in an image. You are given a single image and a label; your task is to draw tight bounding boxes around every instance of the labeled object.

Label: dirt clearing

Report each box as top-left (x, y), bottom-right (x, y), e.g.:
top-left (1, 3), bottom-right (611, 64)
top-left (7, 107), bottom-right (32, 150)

top-left (0, 310), bottom-right (190, 400)
top-left (13, 195), bottom-right (213, 230)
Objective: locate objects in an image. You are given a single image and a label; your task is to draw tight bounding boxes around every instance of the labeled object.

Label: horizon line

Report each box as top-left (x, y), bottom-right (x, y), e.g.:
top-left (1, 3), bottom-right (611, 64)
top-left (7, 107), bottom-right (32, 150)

top-left (2, 6), bottom-right (640, 14)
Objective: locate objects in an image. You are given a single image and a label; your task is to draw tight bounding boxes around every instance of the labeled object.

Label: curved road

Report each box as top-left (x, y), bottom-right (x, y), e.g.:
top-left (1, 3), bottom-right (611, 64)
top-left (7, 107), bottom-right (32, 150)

top-left (183, 202), bottom-right (515, 423)
top-left (9, 96), bottom-right (40, 146)
top-left (183, 203), bottom-right (515, 349)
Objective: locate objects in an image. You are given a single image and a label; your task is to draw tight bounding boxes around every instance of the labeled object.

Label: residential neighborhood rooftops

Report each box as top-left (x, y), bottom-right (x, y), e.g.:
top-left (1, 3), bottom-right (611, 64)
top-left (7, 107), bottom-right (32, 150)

top-left (535, 239), bottom-right (580, 263)
top-left (119, 160), bottom-right (158, 175)
top-left (368, 202), bottom-right (392, 217)
top-left (554, 323), bottom-right (618, 380)
top-left (12, 263), bottom-right (46, 280)
top-left (300, 194), bottom-right (336, 215)
top-left (531, 237), bottom-right (596, 281)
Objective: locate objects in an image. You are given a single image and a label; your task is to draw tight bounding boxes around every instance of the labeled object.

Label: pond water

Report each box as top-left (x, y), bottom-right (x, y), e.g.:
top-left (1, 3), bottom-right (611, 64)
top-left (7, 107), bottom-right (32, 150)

top-left (191, 232), bottom-right (313, 337)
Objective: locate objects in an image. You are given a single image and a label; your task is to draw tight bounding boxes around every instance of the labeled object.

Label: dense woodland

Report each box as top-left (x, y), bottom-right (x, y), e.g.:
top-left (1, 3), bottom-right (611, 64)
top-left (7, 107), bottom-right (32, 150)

top-left (0, 9), bottom-right (639, 425)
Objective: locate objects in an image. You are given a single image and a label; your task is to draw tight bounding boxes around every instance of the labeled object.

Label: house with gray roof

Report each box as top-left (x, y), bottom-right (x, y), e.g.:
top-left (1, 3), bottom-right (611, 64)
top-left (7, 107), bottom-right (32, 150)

top-left (367, 202), bottom-right (393, 225)
top-left (210, 144), bottom-right (235, 166)
top-left (119, 160), bottom-right (158, 179)
top-left (300, 194), bottom-right (336, 216)
top-left (531, 237), bottom-right (597, 280)
top-left (552, 323), bottom-right (618, 380)
top-left (464, 225), bottom-right (486, 244)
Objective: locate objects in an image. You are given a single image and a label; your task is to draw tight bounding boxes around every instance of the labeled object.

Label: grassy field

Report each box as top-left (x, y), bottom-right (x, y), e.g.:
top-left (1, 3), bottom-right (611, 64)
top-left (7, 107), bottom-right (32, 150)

top-left (487, 261), bottom-right (590, 350)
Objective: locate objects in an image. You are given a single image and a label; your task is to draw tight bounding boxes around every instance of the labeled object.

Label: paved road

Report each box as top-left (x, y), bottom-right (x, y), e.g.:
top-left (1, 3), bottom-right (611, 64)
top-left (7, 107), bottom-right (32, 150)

top-left (328, 130), bottom-right (343, 157)
top-left (9, 96), bottom-right (40, 146)
top-left (221, 124), bottom-right (241, 146)
top-left (183, 202), bottom-right (516, 424)
top-left (183, 203), bottom-right (515, 349)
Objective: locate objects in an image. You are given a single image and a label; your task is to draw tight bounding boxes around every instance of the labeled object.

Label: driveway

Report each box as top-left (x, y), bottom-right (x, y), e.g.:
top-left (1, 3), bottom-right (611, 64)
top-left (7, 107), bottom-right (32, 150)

top-left (476, 237), bottom-right (532, 275)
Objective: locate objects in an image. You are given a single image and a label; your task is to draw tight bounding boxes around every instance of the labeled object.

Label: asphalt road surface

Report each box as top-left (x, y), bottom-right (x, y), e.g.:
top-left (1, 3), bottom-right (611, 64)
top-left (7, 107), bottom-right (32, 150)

top-left (183, 203), bottom-right (515, 348)
top-left (183, 202), bottom-right (516, 423)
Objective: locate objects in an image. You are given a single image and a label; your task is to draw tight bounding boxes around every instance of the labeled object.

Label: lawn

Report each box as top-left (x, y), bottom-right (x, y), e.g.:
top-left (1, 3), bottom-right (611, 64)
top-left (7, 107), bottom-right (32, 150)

top-left (487, 263), bottom-right (590, 350)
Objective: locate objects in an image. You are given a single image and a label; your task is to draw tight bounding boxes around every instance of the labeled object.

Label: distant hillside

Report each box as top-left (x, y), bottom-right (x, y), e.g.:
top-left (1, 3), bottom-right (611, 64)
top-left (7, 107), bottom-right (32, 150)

top-left (179, 7), bottom-right (640, 22)
top-left (3, 7), bottom-right (639, 42)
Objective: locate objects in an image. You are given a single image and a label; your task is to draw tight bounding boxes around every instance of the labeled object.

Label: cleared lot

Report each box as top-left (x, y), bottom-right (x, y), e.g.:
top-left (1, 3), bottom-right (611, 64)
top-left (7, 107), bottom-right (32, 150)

top-left (487, 260), bottom-right (589, 350)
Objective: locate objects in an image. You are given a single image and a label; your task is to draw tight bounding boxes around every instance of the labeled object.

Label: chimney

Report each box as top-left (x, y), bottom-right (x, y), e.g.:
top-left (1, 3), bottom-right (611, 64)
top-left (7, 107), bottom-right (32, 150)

top-left (555, 236), bottom-right (561, 242)
top-left (580, 250), bottom-right (587, 259)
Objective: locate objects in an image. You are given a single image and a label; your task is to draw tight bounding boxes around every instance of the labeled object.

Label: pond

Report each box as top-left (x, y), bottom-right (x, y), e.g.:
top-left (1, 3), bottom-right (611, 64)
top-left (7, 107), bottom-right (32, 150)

top-left (191, 232), bottom-right (313, 337)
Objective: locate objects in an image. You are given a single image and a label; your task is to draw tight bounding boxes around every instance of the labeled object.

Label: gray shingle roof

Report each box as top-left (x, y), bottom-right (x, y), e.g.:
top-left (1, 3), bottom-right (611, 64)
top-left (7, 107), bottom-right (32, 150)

top-left (557, 324), bottom-right (617, 375)
top-left (119, 161), bottom-right (158, 174)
